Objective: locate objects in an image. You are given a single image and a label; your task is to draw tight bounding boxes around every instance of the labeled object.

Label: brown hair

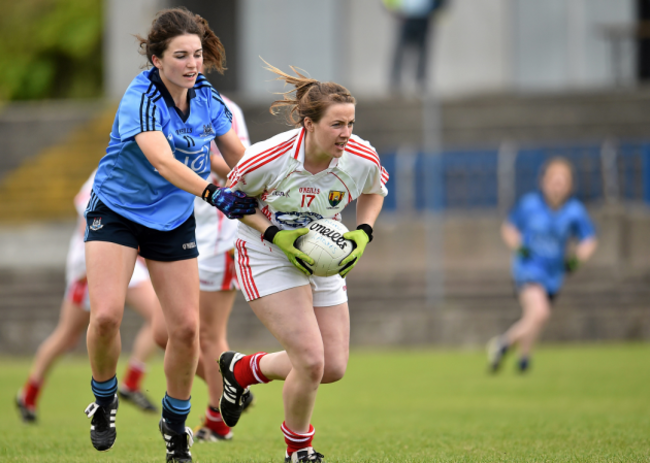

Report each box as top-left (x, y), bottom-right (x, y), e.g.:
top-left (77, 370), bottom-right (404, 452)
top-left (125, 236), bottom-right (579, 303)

top-left (264, 60), bottom-right (356, 127)
top-left (137, 7), bottom-right (226, 74)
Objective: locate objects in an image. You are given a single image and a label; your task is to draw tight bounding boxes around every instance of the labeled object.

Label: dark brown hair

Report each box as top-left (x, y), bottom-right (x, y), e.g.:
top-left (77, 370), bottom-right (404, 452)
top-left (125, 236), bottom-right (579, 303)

top-left (264, 60), bottom-right (356, 127)
top-left (137, 7), bottom-right (226, 74)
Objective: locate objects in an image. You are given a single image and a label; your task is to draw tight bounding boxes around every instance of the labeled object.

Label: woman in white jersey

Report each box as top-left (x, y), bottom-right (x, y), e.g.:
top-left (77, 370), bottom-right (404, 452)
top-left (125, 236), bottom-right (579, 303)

top-left (217, 64), bottom-right (388, 463)
top-left (16, 171), bottom-right (162, 423)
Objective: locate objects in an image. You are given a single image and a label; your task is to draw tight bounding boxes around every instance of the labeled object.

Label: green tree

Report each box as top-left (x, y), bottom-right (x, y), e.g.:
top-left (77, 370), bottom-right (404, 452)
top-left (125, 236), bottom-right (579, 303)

top-left (0, 0), bottom-right (103, 100)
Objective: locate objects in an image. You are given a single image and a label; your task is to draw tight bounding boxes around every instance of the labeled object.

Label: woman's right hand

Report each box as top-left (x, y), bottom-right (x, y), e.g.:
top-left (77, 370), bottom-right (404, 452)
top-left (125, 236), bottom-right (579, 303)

top-left (272, 228), bottom-right (315, 276)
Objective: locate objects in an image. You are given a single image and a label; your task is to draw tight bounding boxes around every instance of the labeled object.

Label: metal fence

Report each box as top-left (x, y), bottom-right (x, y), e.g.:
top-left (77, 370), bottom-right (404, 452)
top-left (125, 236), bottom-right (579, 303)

top-left (382, 141), bottom-right (650, 212)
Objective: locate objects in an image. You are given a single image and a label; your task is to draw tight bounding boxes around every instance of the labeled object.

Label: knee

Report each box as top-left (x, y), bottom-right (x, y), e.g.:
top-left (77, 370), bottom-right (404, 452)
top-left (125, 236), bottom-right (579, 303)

top-left (321, 362), bottom-right (347, 384)
top-left (91, 310), bottom-right (121, 338)
top-left (198, 330), bottom-right (226, 356)
top-left (293, 350), bottom-right (325, 384)
top-left (168, 319), bottom-right (199, 347)
top-left (153, 325), bottom-right (168, 350)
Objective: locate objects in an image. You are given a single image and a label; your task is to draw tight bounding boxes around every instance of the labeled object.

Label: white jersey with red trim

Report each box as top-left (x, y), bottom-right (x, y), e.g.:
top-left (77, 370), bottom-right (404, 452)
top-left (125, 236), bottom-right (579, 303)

top-left (67, 170), bottom-right (150, 287)
top-left (66, 172), bottom-right (96, 284)
top-left (194, 96), bottom-right (250, 265)
top-left (228, 128), bottom-right (389, 245)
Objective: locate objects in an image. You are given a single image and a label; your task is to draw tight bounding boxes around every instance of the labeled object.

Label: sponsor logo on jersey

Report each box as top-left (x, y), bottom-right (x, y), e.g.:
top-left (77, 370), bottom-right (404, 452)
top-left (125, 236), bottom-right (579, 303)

top-left (89, 217), bottom-right (104, 231)
top-left (199, 124), bottom-right (215, 138)
top-left (328, 191), bottom-right (345, 207)
top-left (299, 187), bottom-right (320, 194)
top-left (261, 189), bottom-right (291, 201)
top-left (275, 211), bottom-right (323, 228)
top-left (182, 241), bottom-right (197, 250)
top-left (176, 128), bottom-right (192, 134)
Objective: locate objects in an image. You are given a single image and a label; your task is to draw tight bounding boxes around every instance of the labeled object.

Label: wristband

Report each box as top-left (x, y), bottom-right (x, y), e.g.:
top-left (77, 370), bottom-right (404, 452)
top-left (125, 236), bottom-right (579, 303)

top-left (263, 225), bottom-right (280, 243)
top-left (202, 183), bottom-right (218, 203)
top-left (356, 224), bottom-right (374, 243)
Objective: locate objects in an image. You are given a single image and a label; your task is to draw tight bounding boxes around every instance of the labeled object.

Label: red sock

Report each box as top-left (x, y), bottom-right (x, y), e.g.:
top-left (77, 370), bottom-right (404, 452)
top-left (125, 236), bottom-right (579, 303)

top-left (233, 352), bottom-right (270, 389)
top-left (204, 406), bottom-right (231, 437)
top-left (22, 379), bottom-right (41, 409)
top-left (122, 360), bottom-right (146, 391)
top-left (281, 422), bottom-right (315, 455)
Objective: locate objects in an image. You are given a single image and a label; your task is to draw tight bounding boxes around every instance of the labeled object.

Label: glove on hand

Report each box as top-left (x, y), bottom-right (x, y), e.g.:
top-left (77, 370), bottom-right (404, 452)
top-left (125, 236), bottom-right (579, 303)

top-left (271, 228), bottom-right (315, 276)
top-left (565, 256), bottom-right (580, 273)
top-left (203, 184), bottom-right (257, 219)
top-left (517, 246), bottom-right (532, 259)
top-left (339, 229), bottom-right (370, 277)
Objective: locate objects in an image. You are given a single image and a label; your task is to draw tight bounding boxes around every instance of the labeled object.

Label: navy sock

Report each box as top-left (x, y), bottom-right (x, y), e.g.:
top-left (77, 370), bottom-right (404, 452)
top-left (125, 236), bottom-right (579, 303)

top-left (91, 376), bottom-right (117, 406)
top-left (518, 357), bottom-right (530, 372)
top-left (162, 393), bottom-right (191, 434)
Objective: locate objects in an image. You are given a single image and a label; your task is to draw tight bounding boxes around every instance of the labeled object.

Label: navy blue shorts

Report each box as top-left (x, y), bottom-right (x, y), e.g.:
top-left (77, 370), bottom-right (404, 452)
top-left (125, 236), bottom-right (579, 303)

top-left (84, 190), bottom-right (199, 262)
top-left (514, 281), bottom-right (558, 304)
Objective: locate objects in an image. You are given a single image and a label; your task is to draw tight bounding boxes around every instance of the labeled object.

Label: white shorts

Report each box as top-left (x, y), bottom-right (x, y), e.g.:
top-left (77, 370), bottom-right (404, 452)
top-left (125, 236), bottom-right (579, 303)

top-left (65, 259), bottom-right (150, 311)
top-left (234, 238), bottom-right (348, 306)
top-left (198, 251), bottom-right (239, 292)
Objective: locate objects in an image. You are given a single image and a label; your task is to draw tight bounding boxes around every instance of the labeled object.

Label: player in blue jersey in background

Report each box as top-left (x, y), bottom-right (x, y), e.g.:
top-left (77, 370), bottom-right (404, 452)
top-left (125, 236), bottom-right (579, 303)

top-left (488, 157), bottom-right (598, 373)
top-left (82, 8), bottom-right (256, 462)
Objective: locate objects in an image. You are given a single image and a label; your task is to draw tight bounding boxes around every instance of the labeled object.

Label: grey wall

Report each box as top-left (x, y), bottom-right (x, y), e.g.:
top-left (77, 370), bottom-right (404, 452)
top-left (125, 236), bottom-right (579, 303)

top-left (105, 0), bottom-right (168, 99)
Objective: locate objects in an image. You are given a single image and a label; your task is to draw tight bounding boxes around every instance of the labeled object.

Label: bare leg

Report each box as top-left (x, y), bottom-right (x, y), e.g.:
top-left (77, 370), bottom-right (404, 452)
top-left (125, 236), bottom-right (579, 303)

top-left (29, 299), bottom-right (89, 384)
top-left (125, 283), bottom-right (162, 364)
top-left (504, 284), bottom-right (552, 357)
top-left (86, 242), bottom-right (137, 381)
top-left (199, 289), bottom-right (236, 407)
top-left (146, 258), bottom-right (200, 400)
top-left (257, 303), bottom-right (350, 384)
top-left (249, 286), bottom-right (323, 433)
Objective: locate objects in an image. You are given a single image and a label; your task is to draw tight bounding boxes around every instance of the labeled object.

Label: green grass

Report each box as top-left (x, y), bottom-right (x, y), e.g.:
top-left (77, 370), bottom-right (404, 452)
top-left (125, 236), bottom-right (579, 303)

top-left (1, 344), bottom-right (649, 462)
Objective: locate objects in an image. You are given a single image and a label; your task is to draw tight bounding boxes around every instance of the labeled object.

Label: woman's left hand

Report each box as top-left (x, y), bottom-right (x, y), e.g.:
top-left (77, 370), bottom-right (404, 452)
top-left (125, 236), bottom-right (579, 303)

top-left (207, 187), bottom-right (258, 219)
top-left (339, 229), bottom-right (370, 277)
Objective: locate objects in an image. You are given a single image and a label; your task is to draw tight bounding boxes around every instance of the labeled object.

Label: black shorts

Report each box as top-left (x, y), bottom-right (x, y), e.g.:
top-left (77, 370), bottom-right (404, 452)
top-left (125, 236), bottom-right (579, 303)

top-left (84, 191), bottom-right (199, 262)
top-left (514, 281), bottom-right (558, 304)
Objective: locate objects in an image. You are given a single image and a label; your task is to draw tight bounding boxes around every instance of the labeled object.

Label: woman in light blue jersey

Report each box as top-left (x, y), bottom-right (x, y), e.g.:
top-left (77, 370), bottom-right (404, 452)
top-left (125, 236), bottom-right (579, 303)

top-left (488, 157), bottom-right (598, 373)
top-left (82, 8), bottom-right (256, 462)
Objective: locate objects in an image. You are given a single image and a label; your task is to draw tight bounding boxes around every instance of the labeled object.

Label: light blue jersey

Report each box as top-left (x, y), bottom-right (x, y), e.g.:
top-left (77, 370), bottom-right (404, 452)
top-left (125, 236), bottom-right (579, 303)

top-left (92, 69), bottom-right (232, 231)
top-left (508, 191), bottom-right (596, 295)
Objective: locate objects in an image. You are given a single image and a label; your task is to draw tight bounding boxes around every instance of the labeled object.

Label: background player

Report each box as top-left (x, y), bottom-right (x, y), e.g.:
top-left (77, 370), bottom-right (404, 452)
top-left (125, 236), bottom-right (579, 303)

top-left (488, 157), bottom-right (598, 373)
top-left (217, 63), bottom-right (388, 463)
top-left (191, 95), bottom-right (253, 442)
top-left (82, 8), bottom-right (256, 462)
top-left (16, 171), bottom-right (161, 423)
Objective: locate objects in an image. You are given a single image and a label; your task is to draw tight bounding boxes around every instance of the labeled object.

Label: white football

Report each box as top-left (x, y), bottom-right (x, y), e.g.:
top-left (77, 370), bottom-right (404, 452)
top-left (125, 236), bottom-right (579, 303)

top-left (295, 218), bottom-right (355, 277)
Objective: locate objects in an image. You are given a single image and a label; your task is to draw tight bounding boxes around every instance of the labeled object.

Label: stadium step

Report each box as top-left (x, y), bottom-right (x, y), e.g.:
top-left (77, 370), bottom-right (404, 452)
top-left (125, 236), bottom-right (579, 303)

top-left (0, 106), bottom-right (116, 222)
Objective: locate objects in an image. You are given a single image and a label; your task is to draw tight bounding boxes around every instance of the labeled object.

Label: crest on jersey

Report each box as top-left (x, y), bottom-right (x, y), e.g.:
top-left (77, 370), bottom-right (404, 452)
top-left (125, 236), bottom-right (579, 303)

top-left (328, 191), bottom-right (346, 207)
top-left (89, 217), bottom-right (104, 231)
top-left (199, 124), bottom-right (215, 138)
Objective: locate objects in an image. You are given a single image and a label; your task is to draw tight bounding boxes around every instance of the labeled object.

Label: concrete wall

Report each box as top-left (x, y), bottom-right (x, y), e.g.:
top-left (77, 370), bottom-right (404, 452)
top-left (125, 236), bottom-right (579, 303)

top-left (104, 0), bottom-right (168, 99)
top-left (105, 0), bottom-right (636, 100)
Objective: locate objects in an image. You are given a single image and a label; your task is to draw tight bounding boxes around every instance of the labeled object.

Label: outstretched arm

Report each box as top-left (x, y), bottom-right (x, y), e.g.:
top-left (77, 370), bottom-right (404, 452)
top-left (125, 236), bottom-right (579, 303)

top-left (501, 222), bottom-right (522, 251)
top-left (136, 131), bottom-right (210, 196)
top-left (576, 237), bottom-right (597, 262)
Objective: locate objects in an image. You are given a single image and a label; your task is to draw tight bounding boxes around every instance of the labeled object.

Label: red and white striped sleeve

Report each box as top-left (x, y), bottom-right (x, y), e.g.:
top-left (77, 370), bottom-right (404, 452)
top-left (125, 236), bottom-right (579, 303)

top-left (227, 130), bottom-right (299, 197)
top-left (346, 136), bottom-right (389, 197)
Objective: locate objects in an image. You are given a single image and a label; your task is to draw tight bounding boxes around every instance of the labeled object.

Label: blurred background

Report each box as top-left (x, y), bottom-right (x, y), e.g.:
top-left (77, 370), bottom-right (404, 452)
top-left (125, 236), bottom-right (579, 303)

top-left (1, 0), bottom-right (649, 355)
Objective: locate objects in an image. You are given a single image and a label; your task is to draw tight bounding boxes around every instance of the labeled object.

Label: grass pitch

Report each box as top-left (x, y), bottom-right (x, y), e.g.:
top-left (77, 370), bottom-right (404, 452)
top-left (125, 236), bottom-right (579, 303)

top-left (1, 343), bottom-right (649, 462)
